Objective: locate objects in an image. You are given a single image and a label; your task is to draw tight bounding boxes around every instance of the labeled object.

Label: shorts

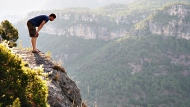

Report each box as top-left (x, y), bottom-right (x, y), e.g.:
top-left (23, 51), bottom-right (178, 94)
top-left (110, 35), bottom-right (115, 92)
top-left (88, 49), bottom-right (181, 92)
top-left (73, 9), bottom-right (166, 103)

top-left (27, 21), bottom-right (36, 37)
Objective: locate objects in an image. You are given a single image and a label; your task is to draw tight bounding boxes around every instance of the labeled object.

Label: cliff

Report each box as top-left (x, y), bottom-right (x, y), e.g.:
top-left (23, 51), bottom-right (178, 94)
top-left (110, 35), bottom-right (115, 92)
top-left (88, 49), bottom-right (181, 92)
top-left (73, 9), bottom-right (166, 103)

top-left (15, 4), bottom-right (141, 41)
top-left (133, 4), bottom-right (190, 39)
top-left (11, 48), bottom-right (84, 107)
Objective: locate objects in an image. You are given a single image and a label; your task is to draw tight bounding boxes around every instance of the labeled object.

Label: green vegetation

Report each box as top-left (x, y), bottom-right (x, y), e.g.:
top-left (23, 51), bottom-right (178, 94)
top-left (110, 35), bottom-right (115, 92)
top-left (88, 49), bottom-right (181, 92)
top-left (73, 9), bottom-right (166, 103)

top-left (0, 20), bottom-right (18, 47)
top-left (15, 0), bottom-right (190, 106)
top-left (135, 2), bottom-right (190, 30)
top-left (52, 65), bottom-right (65, 73)
top-left (0, 44), bottom-right (48, 107)
top-left (37, 33), bottom-right (108, 67)
top-left (34, 33), bottom-right (190, 107)
top-left (68, 35), bottom-right (190, 107)
top-left (12, 98), bottom-right (21, 107)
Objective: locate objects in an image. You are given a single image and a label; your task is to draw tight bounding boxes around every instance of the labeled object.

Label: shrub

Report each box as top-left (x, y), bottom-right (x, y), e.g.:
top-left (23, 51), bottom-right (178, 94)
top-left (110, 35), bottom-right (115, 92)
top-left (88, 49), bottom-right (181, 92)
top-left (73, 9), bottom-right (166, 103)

top-left (13, 98), bottom-right (21, 107)
top-left (0, 20), bottom-right (19, 48)
top-left (0, 44), bottom-right (49, 107)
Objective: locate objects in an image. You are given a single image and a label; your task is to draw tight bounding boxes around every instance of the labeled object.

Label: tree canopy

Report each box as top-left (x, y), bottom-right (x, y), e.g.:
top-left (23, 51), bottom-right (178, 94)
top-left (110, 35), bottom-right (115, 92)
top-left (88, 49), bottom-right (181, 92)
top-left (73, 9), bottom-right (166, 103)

top-left (0, 20), bottom-right (18, 47)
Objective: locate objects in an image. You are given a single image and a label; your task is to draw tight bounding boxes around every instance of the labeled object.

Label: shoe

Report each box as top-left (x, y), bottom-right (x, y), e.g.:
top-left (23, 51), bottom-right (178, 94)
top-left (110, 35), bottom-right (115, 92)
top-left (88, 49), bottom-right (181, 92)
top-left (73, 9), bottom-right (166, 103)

top-left (32, 50), bottom-right (39, 53)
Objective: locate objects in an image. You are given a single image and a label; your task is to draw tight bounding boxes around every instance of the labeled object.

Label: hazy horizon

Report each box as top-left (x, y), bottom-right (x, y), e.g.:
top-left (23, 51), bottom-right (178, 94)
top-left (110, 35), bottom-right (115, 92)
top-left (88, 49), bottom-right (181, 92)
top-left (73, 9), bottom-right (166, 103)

top-left (0, 0), bottom-right (133, 22)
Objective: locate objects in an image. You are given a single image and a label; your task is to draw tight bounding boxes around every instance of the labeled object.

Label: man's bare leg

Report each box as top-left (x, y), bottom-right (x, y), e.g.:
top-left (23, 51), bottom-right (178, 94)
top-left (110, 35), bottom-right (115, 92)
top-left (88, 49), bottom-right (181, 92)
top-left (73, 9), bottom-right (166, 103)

top-left (31, 37), bottom-right (37, 51)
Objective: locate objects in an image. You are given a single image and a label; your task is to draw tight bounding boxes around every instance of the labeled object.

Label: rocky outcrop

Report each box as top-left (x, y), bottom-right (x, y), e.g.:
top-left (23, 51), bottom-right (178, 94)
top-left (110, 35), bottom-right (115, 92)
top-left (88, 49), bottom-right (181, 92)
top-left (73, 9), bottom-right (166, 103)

top-left (12, 48), bottom-right (83, 107)
top-left (42, 24), bottom-right (128, 40)
top-left (149, 5), bottom-right (190, 39)
top-left (133, 4), bottom-right (190, 39)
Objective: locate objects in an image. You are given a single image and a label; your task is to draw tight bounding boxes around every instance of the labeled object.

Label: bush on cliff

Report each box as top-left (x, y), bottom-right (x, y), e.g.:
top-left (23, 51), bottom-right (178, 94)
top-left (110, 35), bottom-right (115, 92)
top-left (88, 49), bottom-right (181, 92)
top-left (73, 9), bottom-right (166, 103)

top-left (0, 44), bottom-right (48, 107)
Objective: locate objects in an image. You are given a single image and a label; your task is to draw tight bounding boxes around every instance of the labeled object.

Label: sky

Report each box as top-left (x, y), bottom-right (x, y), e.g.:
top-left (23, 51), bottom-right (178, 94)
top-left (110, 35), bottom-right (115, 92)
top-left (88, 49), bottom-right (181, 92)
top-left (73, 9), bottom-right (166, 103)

top-left (0, 0), bottom-right (132, 16)
top-left (0, 0), bottom-right (48, 17)
top-left (0, 0), bottom-right (132, 23)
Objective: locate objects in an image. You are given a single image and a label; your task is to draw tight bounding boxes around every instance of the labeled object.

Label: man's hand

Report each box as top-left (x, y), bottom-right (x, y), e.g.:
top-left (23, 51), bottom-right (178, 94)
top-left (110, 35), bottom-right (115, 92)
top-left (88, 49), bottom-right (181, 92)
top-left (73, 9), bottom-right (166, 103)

top-left (36, 20), bottom-right (46, 36)
top-left (35, 32), bottom-right (39, 37)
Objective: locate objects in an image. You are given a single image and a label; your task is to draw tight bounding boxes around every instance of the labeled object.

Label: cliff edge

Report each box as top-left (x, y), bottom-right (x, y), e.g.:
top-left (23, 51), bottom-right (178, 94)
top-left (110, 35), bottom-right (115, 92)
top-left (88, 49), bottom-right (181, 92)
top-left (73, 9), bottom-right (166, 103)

top-left (12, 48), bottom-right (84, 107)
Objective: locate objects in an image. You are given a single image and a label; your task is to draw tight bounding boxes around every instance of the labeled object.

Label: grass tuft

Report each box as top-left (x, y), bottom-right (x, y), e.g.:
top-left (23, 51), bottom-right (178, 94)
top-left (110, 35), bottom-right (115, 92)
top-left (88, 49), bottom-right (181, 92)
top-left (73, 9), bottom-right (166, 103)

top-left (52, 65), bottom-right (66, 73)
top-left (82, 101), bottom-right (88, 107)
top-left (53, 72), bottom-right (60, 82)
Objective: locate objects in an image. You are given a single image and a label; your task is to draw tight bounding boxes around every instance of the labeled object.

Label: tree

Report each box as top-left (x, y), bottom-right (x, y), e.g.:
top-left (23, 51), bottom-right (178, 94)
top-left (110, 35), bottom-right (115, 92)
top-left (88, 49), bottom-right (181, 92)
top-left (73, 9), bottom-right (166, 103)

top-left (0, 20), bottom-right (18, 47)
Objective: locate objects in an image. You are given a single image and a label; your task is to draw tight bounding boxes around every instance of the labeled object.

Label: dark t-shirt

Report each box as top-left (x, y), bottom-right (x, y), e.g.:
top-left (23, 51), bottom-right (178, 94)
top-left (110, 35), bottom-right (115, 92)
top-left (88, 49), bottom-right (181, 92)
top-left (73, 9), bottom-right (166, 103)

top-left (29, 15), bottom-right (49, 27)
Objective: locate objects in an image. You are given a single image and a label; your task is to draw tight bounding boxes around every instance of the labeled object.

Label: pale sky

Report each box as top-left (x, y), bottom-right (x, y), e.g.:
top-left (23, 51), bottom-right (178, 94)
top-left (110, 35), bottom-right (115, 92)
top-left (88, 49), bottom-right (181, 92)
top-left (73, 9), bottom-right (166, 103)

top-left (0, 0), bottom-right (132, 23)
top-left (0, 0), bottom-right (48, 17)
top-left (0, 0), bottom-right (131, 17)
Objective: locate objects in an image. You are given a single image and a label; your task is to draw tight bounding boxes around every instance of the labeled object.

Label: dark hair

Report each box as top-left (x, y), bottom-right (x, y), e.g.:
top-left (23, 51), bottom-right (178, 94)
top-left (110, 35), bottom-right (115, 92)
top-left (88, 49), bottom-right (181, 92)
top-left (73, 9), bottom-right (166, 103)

top-left (49, 13), bottom-right (56, 18)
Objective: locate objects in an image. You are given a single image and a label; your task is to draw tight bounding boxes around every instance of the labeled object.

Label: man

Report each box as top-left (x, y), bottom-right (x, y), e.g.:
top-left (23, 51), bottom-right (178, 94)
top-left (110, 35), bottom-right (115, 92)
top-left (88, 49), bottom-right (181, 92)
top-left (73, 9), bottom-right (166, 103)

top-left (27, 13), bottom-right (56, 53)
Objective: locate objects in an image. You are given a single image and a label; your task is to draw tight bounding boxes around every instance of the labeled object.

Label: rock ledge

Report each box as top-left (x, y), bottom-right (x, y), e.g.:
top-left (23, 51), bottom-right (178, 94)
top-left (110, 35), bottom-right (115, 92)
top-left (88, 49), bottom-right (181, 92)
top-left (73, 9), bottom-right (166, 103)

top-left (12, 48), bottom-right (83, 107)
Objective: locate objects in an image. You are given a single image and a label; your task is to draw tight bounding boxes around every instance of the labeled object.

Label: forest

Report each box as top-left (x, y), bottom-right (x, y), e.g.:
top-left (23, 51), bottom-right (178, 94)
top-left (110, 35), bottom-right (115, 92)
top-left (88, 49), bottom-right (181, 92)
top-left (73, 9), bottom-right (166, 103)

top-left (67, 35), bottom-right (190, 107)
top-left (9, 0), bottom-right (190, 106)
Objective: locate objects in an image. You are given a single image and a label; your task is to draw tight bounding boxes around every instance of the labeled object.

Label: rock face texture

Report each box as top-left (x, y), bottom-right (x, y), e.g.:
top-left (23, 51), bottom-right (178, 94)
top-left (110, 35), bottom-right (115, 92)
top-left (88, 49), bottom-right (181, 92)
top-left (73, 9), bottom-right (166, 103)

top-left (133, 4), bottom-right (190, 39)
top-left (12, 48), bottom-right (82, 107)
top-left (149, 5), bottom-right (190, 39)
top-left (42, 24), bottom-right (128, 41)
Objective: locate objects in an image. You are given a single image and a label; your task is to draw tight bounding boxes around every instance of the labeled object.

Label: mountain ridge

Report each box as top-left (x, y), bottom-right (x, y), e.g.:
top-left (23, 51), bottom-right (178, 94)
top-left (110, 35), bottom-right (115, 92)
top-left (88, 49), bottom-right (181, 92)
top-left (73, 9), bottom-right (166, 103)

top-left (133, 3), bottom-right (190, 40)
top-left (14, 1), bottom-right (190, 106)
top-left (15, 1), bottom-right (190, 42)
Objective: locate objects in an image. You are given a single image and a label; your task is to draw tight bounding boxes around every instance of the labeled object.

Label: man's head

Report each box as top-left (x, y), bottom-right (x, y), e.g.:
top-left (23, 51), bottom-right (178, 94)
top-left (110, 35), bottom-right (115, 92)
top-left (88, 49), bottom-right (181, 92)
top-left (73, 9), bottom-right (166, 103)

top-left (49, 13), bottom-right (56, 21)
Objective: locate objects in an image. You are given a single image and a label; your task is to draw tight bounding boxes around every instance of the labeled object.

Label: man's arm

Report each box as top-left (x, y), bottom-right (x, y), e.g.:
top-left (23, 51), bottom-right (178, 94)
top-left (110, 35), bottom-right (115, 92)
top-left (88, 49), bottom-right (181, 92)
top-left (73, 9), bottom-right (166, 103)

top-left (36, 20), bottom-right (46, 36)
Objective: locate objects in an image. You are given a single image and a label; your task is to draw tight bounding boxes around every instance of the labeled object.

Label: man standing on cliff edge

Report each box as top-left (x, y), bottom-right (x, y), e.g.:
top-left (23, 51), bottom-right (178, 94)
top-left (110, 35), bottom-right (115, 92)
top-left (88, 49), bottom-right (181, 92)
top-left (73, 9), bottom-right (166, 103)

top-left (27, 13), bottom-right (56, 53)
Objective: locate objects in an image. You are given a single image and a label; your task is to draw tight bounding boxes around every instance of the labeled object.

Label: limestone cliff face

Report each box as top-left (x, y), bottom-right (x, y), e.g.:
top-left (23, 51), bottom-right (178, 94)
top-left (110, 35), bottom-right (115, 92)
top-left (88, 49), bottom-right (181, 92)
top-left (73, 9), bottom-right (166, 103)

top-left (41, 13), bottom-right (130, 40)
top-left (42, 24), bottom-right (128, 40)
top-left (24, 12), bottom-right (132, 41)
top-left (150, 5), bottom-right (190, 39)
top-left (12, 48), bottom-right (84, 107)
top-left (134, 4), bottom-right (190, 39)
